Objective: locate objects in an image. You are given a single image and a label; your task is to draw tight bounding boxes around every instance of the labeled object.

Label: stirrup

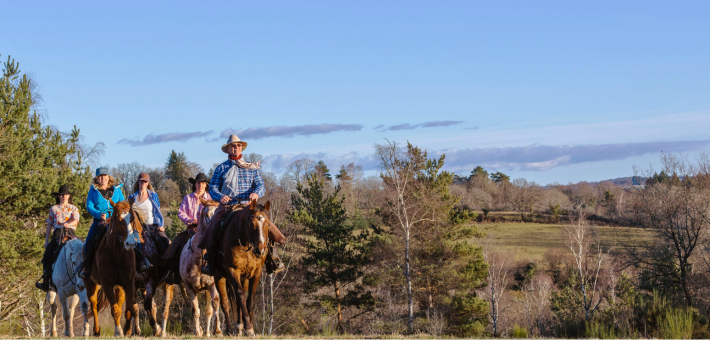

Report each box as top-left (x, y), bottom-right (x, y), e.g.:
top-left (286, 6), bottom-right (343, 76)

top-left (77, 262), bottom-right (91, 280)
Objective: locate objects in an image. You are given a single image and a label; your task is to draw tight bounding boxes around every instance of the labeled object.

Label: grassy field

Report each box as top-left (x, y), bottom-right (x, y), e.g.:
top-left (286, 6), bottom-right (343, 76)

top-left (477, 222), bottom-right (652, 261)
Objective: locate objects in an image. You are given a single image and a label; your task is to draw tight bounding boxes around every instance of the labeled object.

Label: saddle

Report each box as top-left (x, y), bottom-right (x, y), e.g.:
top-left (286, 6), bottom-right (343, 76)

top-left (215, 203), bottom-right (247, 241)
top-left (162, 225), bottom-right (197, 260)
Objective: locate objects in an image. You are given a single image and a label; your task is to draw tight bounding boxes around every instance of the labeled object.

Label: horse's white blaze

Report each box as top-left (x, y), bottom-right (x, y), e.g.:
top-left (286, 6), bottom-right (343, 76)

top-left (258, 217), bottom-right (266, 246)
top-left (121, 212), bottom-right (133, 234)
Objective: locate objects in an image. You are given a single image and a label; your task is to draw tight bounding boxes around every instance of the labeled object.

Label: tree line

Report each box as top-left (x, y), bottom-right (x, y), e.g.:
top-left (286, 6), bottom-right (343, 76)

top-left (2, 54), bottom-right (710, 338)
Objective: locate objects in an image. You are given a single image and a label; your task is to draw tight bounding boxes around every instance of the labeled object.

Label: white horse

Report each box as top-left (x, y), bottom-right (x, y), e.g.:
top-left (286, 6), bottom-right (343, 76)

top-left (180, 201), bottom-right (222, 337)
top-left (46, 238), bottom-right (91, 337)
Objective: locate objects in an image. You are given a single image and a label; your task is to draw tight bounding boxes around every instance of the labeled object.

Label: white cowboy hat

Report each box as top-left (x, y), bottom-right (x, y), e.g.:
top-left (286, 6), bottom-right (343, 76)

top-left (221, 135), bottom-right (248, 153)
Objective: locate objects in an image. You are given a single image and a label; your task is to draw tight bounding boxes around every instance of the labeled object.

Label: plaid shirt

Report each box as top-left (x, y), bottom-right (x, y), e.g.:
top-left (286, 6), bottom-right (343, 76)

top-left (209, 159), bottom-right (266, 204)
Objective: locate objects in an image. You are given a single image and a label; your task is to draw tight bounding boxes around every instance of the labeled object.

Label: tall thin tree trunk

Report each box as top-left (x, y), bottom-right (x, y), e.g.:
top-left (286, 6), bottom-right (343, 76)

top-left (335, 281), bottom-right (343, 332)
top-left (405, 227), bottom-right (414, 333)
top-left (269, 274), bottom-right (275, 335)
top-left (39, 298), bottom-right (45, 337)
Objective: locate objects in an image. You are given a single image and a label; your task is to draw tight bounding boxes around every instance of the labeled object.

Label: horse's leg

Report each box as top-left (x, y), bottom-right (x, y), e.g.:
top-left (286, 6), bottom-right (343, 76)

top-left (227, 267), bottom-right (253, 337)
top-left (185, 283), bottom-right (202, 336)
top-left (122, 282), bottom-right (137, 337)
top-left (64, 293), bottom-right (79, 337)
top-left (247, 273), bottom-right (262, 336)
top-left (216, 277), bottom-right (234, 335)
top-left (161, 284), bottom-right (173, 337)
top-left (47, 290), bottom-right (58, 337)
top-left (101, 285), bottom-right (122, 337)
top-left (86, 282), bottom-right (101, 336)
top-left (78, 289), bottom-right (91, 337)
top-left (210, 283), bottom-right (223, 336)
top-left (205, 287), bottom-right (215, 337)
top-left (240, 278), bottom-right (249, 334)
top-left (144, 281), bottom-right (159, 336)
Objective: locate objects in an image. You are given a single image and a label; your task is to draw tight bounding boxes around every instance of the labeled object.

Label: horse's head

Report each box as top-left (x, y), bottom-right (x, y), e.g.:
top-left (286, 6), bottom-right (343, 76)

top-left (198, 197), bottom-right (220, 228)
top-left (246, 200), bottom-right (271, 256)
top-left (110, 201), bottom-right (136, 250)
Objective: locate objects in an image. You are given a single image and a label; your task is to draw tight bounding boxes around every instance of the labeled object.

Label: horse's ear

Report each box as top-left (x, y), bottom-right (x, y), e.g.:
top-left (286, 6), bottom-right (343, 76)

top-left (264, 200), bottom-right (270, 212)
top-left (250, 199), bottom-right (257, 210)
top-left (128, 197), bottom-right (135, 206)
top-left (109, 198), bottom-right (116, 208)
top-left (199, 197), bottom-right (208, 206)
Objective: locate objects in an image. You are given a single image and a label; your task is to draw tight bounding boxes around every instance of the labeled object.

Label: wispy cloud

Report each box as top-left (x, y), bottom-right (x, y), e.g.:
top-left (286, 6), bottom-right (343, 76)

top-left (437, 140), bottom-right (710, 171)
top-left (219, 123), bottom-right (363, 140)
top-left (118, 131), bottom-right (213, 146)
top-left (378, 120), bottom-right (464, 131)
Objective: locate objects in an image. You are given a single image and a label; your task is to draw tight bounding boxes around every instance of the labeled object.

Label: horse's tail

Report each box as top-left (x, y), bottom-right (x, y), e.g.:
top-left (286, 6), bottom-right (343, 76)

top-left (96, 288), bottom-right (109, 314)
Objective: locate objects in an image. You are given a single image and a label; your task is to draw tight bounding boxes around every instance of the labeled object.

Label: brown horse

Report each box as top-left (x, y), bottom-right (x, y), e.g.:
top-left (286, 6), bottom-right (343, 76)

top-left (214, 200), bottom-right (271, 337)
top-left (132, 207), bottom-right (175, 337)
top-left (180, 198), bottom-right (222, 337)
top-left (85, 200), bottom-right (139, 337)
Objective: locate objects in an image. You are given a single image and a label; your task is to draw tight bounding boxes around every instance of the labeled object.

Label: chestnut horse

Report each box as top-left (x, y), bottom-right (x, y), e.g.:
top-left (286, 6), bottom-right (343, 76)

top-left (214, 200), bottom-right (271, 337)
top-left (179, 198), bottom-right (222, 337)
top-left (85, 200), bottom-right (139, 337)
top-left (132, 207), bottom-right (175, 337)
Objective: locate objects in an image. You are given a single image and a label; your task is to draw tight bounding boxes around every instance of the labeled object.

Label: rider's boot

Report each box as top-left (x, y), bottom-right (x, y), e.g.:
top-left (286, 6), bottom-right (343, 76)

top-left (35, 270), bottom-right (50, 291)
top-left (77, 226), bottom-right (104, 280)
top-left (265, 245), bottom-right (285, 275)
top-left (201, 247), bottom-right (216, 276)
top-left (134, 248), bottom-right (151, 273)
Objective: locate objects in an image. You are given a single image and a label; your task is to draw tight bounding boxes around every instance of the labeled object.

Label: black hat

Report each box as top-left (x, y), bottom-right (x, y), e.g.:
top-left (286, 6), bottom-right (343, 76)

top-left (189, 173), bottom-right (210, 184)
top-left (52, 184), bottom-right (72, 196)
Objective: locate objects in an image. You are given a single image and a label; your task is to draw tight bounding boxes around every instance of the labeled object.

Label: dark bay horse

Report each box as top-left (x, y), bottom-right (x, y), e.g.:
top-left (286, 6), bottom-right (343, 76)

top-left (85, 200), bottom-right (139, 337)
top-left (214, 200), bottom-right (271, 337)
top-left (132, 207), bottom-right (175, 337)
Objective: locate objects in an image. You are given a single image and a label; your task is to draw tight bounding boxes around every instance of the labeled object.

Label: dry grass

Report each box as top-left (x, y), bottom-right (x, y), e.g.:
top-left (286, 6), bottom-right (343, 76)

top-left (476, 222), bottom-right (652, 261)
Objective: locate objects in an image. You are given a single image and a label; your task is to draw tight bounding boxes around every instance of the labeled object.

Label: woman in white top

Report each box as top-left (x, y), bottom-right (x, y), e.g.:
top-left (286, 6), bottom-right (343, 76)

top-left (128, 173), bottom-right (170, 253)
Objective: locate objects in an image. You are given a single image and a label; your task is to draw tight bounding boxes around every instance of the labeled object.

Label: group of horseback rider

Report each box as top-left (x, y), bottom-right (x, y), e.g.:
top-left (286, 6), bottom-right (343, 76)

top-left (36, 135), bottom-right (286, 292)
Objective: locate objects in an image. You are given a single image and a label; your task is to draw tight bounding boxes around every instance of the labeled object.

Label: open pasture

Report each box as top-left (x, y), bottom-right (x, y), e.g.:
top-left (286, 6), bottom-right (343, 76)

top-left (477, 222), bottom-right (653, 261)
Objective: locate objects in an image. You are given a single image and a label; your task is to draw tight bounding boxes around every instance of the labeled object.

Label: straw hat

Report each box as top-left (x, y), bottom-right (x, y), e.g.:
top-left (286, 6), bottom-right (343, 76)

top-left (221, 135), bottom-right (248, 153)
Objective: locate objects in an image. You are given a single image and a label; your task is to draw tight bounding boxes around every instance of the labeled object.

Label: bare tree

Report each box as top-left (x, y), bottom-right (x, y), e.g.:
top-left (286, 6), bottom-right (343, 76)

top-left (627, 152), bottom-right (710, 307)
top-left (285, 158), bottom-right (315, 185)
top-left (520, 273), bottom-right (554, 336)
top-left (482, 246), bottom-right (511, 336)
top-left (375, 140), bottom-right (450, 333)
top-left (564, 217), bottom-right (609, 320)
top-left (506, 178), bottom-right (542, 222)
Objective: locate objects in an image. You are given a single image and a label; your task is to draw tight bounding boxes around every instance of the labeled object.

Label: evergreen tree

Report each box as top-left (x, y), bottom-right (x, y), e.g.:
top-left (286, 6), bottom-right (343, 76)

top-left (291, 173), bottom-right (375, 332)
top-left (468, 166), bottom-right (489, 180)
top-left (0, 55), bottom-right (93, 323)
top-left (314, 160), bottom-right (332, 181)
top-left (490, 171), bottom-right (510, 184)
top-left (165, 150), bottom-right (202, 195)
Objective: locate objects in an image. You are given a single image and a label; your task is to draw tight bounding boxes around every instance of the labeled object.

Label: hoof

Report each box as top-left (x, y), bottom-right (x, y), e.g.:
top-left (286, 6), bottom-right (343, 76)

top-left (154, 325), bottom-right (162, 336)
top-left (246, 328), bottom-right (255, 337)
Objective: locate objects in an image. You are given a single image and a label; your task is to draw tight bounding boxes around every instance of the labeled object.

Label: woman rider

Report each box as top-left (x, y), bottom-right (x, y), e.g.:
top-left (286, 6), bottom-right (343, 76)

top-left (128, 173), bottom-right (170, 253)
top-left (77, 167), bottom-right (150, 279)
top-left (161, 172), bottom-right (212, 284)
top-left (35, 185), bottom-right (80, 291)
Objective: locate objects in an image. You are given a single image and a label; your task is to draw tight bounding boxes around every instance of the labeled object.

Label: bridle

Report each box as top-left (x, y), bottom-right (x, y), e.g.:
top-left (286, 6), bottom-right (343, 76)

top-left (237, 213), bottom-right (269, 257)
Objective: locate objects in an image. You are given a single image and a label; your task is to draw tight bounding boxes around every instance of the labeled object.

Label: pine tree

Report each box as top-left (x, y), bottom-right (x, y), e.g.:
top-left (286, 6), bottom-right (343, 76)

top-left (291, 173), bottom-right (375, 332)
top-left (0, 55), bottom-right (93, 323)
top-left (165, 150), bottom-right (202, 195)
top-left (314, 160), bottom-right (332, 181)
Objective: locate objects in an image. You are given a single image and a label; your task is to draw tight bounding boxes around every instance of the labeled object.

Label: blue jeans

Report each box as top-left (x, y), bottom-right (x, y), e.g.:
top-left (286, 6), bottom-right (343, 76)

top-left (84, 218), bottom-right (142, 257)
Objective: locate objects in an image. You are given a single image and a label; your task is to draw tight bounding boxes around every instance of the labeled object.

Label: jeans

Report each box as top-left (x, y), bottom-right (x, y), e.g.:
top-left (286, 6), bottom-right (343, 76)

top-left (84, 219), bottom-right (104, 257)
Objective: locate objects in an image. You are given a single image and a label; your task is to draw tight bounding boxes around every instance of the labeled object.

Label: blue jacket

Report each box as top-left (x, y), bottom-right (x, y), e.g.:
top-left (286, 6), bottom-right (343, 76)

top-left (86, 184), bottom-right (125, 219)
top-left (127, 190), bottom-right (164, 227)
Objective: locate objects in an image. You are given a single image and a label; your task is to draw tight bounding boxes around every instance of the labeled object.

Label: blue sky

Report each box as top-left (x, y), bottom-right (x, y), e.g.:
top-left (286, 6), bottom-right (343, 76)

top-left (4, 1), bottom-right (710, 184)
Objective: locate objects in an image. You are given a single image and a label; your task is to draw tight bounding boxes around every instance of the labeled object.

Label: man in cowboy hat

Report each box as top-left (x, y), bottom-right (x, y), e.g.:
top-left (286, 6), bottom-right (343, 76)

top-left (198, 135), bottom-right (286, 276)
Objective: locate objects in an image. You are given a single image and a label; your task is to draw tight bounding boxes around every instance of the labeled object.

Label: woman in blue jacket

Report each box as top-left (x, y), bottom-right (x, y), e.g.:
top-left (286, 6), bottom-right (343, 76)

top-left (77, 167), bottom-right (150, 279)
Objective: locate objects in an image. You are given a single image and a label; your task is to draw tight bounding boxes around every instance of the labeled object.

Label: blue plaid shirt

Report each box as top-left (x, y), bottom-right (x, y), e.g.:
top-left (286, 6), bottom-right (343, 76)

top-left (209, 159), bottom-right (266, 204)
